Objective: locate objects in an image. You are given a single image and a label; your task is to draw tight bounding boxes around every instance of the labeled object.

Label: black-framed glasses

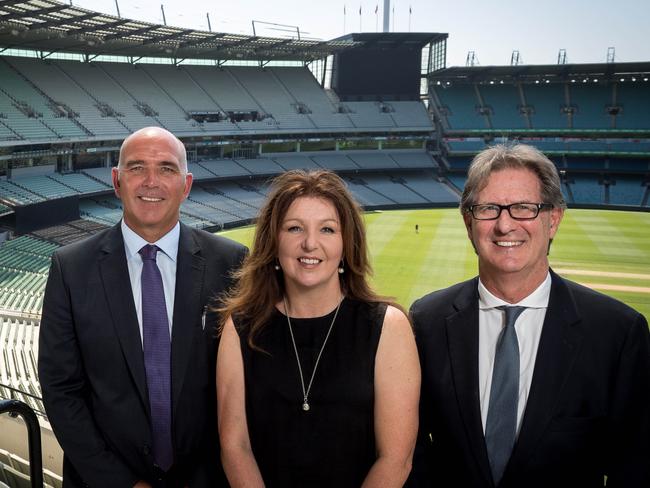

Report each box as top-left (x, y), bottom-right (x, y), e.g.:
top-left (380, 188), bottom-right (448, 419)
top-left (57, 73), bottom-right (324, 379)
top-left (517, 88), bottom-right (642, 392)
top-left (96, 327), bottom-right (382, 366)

top-left (467, 202), bottom-right (553, 220)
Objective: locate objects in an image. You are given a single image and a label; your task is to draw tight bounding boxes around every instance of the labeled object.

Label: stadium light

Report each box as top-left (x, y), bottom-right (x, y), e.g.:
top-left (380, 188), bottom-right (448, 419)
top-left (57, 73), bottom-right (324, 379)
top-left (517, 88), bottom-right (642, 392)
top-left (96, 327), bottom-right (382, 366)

top-left (620, 78), bottom-right (625, 82)
top-left (631, 77), bottom-right (636, 82)
top-left (644, 78), bottom-right (648, 82)
top-left (571, 79), bottom-right (576, 83)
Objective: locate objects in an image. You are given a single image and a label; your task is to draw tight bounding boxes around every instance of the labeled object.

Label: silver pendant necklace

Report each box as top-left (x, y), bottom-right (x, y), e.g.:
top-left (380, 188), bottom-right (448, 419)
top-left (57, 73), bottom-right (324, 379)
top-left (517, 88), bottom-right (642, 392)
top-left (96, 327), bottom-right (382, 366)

top-left (284, 296), bottom-right (343, 412)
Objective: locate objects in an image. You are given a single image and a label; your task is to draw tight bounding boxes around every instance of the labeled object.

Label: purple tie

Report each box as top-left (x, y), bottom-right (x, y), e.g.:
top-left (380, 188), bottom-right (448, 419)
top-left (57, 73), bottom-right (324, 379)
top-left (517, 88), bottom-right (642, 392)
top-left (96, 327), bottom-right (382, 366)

top-left (139, 244), bottom-right (173, 471)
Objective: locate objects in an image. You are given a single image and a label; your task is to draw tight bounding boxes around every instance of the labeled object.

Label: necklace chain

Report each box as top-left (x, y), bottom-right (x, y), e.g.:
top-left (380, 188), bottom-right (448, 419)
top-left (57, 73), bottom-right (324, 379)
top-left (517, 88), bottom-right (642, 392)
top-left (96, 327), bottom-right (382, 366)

top-left (284, 296), bottom-right (343, 412)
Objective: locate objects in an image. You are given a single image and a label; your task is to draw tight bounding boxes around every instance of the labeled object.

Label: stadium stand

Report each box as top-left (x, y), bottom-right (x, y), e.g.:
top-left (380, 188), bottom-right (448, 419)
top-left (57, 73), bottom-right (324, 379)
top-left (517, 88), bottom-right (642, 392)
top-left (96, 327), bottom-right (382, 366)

top-left (428, 63), bottom-right (649, 212)
top-left (272, 154), bottom-right (322, 170)
top-left (521, 83), bottom-right (568, 129)
top-left (479, 84), bottom-right (527, 130)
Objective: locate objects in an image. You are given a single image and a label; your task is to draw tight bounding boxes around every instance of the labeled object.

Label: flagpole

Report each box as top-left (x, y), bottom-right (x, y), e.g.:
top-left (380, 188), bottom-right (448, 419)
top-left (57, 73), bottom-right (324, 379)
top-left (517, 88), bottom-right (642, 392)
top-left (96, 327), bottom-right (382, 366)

top-left (408, 5), bottom-right (412, 32)
top-left (343, 5), bottom-right (346, 34)
top-left (375, 5), bottom-right (378, 32)
top-left (359, 5), bottom-right (362, 32)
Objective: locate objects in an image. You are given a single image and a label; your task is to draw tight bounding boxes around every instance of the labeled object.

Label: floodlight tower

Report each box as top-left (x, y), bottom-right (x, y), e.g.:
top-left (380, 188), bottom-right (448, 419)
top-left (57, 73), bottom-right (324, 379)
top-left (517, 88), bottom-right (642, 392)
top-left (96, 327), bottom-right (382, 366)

top-left (383, 0), bottom-right (390, 32)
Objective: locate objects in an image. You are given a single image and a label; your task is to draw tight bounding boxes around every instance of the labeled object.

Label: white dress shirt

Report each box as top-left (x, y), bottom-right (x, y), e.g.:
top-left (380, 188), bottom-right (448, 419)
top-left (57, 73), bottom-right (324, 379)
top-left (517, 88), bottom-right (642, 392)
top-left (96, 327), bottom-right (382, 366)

top-left (121, 220), bottom-right (180, 345)
top-left (478, 272), bottom-right (552, 436)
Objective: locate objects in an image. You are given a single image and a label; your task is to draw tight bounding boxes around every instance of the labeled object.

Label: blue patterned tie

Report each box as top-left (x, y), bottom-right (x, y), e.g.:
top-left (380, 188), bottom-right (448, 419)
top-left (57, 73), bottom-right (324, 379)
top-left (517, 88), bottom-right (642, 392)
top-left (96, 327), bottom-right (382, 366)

top-left (485, 305), bottom-right (525, 486)
top-left (139, 244), bottom-right (173, 471)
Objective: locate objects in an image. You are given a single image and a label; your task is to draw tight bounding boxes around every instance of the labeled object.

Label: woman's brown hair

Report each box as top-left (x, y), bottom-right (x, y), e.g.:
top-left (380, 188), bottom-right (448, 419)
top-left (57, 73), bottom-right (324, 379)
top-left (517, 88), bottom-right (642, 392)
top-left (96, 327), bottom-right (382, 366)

top-left (218, 169), bottom-right (396, 349)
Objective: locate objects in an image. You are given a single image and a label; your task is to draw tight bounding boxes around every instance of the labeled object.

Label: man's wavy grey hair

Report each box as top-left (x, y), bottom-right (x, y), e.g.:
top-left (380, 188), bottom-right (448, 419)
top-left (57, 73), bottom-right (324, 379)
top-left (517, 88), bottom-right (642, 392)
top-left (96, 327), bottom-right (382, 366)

top-left (460, 143), bottom-right (567, 213)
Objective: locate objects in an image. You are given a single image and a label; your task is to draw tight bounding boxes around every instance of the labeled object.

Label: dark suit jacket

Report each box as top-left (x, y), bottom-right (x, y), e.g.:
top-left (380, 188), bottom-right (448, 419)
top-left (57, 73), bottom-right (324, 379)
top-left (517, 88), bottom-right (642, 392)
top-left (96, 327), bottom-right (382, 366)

top-left (38, 223), bottom-right (247, 488)
top-left (407, 270), bottom-right (649, 488)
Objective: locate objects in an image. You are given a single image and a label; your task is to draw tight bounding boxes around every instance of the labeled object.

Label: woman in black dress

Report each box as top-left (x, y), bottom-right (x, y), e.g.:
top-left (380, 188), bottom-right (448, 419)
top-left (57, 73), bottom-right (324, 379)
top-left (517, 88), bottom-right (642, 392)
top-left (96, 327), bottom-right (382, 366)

top-left (217, 170), bottom-right (420, 487)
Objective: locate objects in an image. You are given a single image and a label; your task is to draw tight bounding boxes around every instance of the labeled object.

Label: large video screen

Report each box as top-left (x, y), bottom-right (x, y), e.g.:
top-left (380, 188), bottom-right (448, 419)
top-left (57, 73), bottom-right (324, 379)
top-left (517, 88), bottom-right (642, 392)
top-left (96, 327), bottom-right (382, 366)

top-left (333, 46), bottom-right (421, 101)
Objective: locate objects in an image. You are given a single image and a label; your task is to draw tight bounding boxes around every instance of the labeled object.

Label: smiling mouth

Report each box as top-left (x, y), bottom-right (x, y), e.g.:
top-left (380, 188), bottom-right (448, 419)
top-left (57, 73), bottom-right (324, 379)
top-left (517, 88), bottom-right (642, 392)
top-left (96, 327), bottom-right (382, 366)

top-left (495, 241), bottom-right (523, 247)
top-left (299, 257), bottom-right (321, 265)
top-left (139, 196), bottom-right (163, 202)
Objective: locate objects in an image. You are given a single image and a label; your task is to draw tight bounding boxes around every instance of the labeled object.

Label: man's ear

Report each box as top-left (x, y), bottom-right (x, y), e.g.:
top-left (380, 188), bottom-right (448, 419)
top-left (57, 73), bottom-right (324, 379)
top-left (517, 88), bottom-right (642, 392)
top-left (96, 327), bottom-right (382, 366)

top-left (463, 211), bottom-right (473, 238)
top-left (111, 167), bottom-right (121, 196)
top-left (548, 207), bottom-right (564, 239)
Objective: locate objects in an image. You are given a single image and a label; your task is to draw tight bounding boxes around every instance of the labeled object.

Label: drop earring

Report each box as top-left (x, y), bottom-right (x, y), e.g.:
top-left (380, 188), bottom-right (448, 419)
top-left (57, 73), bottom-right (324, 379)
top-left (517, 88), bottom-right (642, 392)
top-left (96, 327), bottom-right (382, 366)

top-left (338, 260), bottom-right (344, 274)
top-left (274, 259), bottom-right (280, 271)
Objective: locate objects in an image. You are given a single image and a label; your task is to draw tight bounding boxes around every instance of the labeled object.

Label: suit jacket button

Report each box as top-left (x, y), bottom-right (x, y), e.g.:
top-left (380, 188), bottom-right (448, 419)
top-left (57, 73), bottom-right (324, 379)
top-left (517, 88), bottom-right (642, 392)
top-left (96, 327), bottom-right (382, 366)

top-left (143, 445), bottom-right (151, 455)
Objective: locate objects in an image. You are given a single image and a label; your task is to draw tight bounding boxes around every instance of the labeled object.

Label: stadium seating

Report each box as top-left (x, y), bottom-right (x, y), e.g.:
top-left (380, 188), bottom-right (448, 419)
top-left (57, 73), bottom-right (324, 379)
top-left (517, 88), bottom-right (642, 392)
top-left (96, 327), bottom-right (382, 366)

top-left (272, 155), bottom-right (322, 170)
top-left (569, 83), bottom-right (612, 129)
top-left (398, 173), bottom-right (460, 203)
top-left (53, 60), bottom-right (157, 134)
top-left (388, 150), bottom-right (437, 168)
top-left (348, 152), bottom-right (400, 169)
top-left (479, 84), bottom-right (527, 129)
top-left (521, 84), bottom-right (568, 129)
top-left (361, 173), bottom-right (428, 204)
top-left (0, 58), bottom-right (84, 140)
top-left (7, 57), bottom-right (129, 138)
top-left (432, 84), bottom-right (483, 130)
top-left (608, 177), bottom-right (646, 206)
top-left (82, 167), bottom-right (113, 186)
top-left (568, 176), bottom-right (604, 204)
top-left (0, 180), bottom-right (42, 205)
top-left (98, 62), bottom-right (197, 134)
top-left (446, 174), bottom-right (467, 192)
top-left (616, 81), bottom-right (650, 129)
top-left (0, 55), bottom-right (434, 141)
top-left (345, 102), bottom-right (396, 128)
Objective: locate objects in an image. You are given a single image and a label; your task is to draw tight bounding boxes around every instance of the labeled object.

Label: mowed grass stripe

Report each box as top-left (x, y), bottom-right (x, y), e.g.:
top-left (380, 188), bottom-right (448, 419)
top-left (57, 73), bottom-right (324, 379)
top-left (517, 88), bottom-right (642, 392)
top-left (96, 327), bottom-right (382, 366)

top-left (402, 211), bottom-right (474, 306)
top-left (571, 214), bottom-right (646, 260)
top-left (365, 210), bottom-right (408, 258)
top-left (551, 209), bottom-right (650, 320)
top-left (369, 209), bottom-right (437, 305)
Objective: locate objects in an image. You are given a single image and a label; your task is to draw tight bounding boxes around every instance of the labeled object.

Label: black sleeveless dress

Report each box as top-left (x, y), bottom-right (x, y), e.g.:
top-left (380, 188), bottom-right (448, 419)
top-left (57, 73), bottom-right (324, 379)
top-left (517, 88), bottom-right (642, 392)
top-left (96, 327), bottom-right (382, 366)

top-left (236, 298), bottom-right (387, 488)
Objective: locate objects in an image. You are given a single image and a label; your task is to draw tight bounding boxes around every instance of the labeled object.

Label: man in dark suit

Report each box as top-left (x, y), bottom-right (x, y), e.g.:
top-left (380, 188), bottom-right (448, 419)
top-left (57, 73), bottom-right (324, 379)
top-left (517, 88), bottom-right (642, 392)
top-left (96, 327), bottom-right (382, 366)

top-left (408, 144), bottom-right (649, 487)
top-left (39, 127), bottom-right (247, 488)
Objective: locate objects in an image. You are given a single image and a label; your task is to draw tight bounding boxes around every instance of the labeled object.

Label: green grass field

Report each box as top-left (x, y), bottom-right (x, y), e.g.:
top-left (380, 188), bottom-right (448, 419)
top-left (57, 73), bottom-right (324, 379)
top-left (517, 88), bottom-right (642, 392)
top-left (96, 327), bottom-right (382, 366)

top-left (218, 208), bottom-right (650, 322)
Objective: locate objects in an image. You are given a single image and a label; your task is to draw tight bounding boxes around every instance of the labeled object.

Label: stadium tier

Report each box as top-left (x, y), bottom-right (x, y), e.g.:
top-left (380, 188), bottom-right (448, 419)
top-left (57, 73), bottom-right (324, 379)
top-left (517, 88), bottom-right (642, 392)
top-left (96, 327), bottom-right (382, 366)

top-left (428, 63), bottom-right (650, 215)
top-left (0, 56), bottom-right (434, 142)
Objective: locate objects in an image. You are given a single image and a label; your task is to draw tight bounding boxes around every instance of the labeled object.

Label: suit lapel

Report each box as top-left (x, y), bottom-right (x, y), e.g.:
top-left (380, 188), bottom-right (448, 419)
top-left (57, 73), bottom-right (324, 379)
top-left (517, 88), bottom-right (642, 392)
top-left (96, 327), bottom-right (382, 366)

top-left (507, 270), bottom-right (583, 472)
top-left (171, 225), bottom-right (206, 412)
top-left (98, 224), bottom-right (149, 410)
top-left (446, 279), bottom-right (495, 487)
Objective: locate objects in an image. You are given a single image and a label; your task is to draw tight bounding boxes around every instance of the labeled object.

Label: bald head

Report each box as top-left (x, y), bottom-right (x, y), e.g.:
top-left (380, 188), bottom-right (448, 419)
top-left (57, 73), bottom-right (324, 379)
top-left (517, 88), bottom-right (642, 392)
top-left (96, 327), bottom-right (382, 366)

top-left (119, 127), bottom-right (188, 172)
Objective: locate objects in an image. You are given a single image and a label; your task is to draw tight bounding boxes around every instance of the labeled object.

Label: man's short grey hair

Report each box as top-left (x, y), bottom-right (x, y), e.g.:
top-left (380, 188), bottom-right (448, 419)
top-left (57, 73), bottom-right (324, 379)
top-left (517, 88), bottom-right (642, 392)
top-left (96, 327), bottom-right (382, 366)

top-left (460, 143), bottom-right (567, 213)
top-left (118, 126), bottom-right (188, 172)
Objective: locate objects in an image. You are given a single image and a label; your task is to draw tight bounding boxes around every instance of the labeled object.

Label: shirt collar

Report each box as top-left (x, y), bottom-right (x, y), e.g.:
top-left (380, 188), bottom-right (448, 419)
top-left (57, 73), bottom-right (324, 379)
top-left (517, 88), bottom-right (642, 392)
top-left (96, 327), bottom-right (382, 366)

top-left (121, 220), bottom-right (180, 262)
top-left (478, 272), bottom-right (552, 310)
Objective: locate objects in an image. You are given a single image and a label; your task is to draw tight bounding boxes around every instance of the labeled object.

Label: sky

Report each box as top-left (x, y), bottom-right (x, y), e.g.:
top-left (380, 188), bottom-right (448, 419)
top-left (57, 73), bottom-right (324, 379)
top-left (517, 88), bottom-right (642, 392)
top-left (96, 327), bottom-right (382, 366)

top-left (70, 0), bottom-right (650, 67)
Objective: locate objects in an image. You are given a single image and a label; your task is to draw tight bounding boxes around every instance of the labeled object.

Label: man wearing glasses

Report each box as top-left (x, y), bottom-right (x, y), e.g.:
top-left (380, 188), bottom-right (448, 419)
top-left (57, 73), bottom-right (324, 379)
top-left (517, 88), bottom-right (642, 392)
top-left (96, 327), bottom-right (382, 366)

top-left (407, 144), bottom-right (649, 487)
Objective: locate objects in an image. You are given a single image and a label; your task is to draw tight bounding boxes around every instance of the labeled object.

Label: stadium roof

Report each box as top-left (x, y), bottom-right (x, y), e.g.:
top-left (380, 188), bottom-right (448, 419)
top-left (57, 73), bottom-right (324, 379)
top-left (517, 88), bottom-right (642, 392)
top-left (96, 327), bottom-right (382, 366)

top-left (429, 62), bottom-right (650, 82)
top-left (0, 0), bottom-right (362, 61)
top-left (332, 32), bottom-right (448, 49)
